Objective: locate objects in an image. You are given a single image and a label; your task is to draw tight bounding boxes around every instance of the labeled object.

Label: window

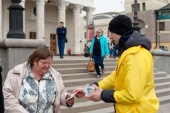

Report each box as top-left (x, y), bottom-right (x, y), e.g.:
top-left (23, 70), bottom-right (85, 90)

top-left (30, 32), bottom-right (36, 39)
top-left (132, 4), bottom-right (134, 12)
top-left (137, 3), bottom-right (140, 11)
top-left (132, 4), bottom-right (140, 12)
top-left (159, 22), bottom-right (165, 31)
top-left (142, 2), bottom-right (146, 11)
top-left (33, 7), bottom-right (36, 16)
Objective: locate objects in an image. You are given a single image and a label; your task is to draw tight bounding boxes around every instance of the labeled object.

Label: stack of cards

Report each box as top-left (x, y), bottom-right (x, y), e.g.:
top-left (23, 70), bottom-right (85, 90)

top-left (84, 84), bottom-right (95, 96)
top-left (66, 92), bottom-right (78, 101)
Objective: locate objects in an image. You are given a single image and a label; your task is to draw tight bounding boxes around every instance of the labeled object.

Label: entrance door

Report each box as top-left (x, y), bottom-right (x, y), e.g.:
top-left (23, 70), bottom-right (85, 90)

top-left (30, 32), bottom-right (36, 39)
top-left (50, 34), bottom-right (57, 55)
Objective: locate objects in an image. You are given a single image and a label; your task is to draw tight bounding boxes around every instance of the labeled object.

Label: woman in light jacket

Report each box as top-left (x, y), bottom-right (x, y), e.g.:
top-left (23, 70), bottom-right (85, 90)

top-left (89, 28), bottom-right (109, 78)
top-left (3, 47), bottom-right (74, 113)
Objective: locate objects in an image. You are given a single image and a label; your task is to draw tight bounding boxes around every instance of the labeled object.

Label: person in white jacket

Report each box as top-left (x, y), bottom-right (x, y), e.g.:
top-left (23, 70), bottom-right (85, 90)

top-left (3, 47), bottom-right (74, 113)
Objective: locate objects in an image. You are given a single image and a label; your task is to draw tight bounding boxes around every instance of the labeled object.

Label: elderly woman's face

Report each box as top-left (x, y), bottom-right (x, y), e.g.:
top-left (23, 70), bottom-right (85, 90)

top-left (96, 30), bottom-right (102, 37)
top-left (33, 57), bottom-right (53, 75)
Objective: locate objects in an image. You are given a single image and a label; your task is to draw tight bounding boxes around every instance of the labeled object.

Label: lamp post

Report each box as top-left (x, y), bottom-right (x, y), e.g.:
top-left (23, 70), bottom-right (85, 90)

top-left (133, 0), bottom-right (140, 32)
top-left (11, 0), bottom-right (21, 3)
top-left (158, 32), bottom-right (160, 48)
top-left (7, 0), bottom-right (25, 38)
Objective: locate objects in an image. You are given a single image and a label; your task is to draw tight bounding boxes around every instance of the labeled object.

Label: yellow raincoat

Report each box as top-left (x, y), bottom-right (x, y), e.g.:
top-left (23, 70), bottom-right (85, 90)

top-left (98, 46), bottom-right (159, 113)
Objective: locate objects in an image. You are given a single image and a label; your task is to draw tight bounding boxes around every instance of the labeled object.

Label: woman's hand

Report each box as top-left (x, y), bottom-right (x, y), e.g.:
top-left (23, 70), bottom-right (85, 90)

top-left (66, 94), bottom-right (74, 107)
top-left (72, 88), bottom-right (85, 98)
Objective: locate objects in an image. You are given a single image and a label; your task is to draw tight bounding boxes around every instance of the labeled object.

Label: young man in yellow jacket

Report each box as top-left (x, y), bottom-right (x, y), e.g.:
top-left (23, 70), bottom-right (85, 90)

top-left (74, 15), bottom-right (159, 113)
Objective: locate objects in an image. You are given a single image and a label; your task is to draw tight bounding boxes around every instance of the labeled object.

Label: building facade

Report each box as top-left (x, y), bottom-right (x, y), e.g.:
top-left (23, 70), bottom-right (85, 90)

top-left (125, 0), bottom-right (170, 49)
top-left (0, 0), bottom-right (95, 54)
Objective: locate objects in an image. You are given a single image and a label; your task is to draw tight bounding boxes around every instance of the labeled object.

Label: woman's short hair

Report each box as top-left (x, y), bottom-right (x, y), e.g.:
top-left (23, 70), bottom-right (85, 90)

top-left (28, 47), bottom-right (53, 67)
top-left (96, 27), bottom-right (103, 34)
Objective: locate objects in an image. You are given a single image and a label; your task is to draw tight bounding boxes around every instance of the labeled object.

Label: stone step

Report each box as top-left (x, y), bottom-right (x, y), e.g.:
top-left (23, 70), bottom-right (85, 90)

top-left (154, 68), bottom-right (158, 72)
top-left (155, 82), bottom-right (170, 90)
top-left (155, 76), bottom-right (170, 83)
top-left (53, 59), bottom-right (117, 64)
top-left (80, 107), bottom-right (115, 113)
top-left (57, 66), bottom-right (116, 74)
top-left (63, 74), bottom-right (169, 87)
top-left (52, 62), bottom-right (116, 69)
top-left (155, 88), bottom-right (170, 97)
top-left (61, 100), bottom-right (113, 113)
top-left (62, 71), bottom-right (167, 80)
top-left (154, 71), bottom-right (167, 77)
top-left (63, 77), bottom-right (103, 87)
top-left (158, 95), bottom-right (170, 105)
top-left (62, 71), bottom-right (112, 80)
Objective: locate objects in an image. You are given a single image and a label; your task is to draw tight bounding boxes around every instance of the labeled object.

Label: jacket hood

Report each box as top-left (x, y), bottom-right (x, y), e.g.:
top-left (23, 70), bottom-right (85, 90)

top-left (118, 31), bottom-right (151, 55)
top-left (124, 31), bottom-right (151, 50)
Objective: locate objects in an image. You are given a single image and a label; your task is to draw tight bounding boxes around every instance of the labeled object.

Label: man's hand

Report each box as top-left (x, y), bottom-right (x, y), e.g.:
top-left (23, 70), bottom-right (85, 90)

top-left (72, 88), bottom-right (85, 98)
top-left (87, 85), bottom-right (103, 102)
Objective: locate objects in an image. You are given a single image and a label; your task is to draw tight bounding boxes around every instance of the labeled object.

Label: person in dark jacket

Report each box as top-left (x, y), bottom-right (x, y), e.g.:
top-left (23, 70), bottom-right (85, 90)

top-left (0, 66), bottom-right (4, 113)
top-left (56, 22), bottom-right (67, 59)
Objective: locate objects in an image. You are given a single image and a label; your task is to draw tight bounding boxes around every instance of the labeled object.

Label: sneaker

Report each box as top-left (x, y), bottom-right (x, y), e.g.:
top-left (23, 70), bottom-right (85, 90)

top-left (96, 75), bottom-right (101, 79)
top-left (101, 69), bottom-right (104, 73)
top-left (60, 56), bottom-right (64, 59)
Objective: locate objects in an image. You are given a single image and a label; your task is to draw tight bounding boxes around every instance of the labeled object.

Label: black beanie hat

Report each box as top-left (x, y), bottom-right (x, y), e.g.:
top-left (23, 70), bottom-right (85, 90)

top-left (108, 15), bottom-right (132, 35)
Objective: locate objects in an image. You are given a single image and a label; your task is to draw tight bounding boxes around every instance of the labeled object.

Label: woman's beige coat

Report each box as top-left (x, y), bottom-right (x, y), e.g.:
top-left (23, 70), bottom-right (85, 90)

top-left (3, 62), bottom-right (69, 113)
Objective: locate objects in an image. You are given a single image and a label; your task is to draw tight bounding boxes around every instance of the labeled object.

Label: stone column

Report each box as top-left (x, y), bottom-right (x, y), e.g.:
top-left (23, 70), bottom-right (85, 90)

top-left (72, 4), bottom-right (83, 54)
top-left (36, 0), bottom-right (46, 39)
top-left (0, 0), bottom-right (2, 39)
top-left (84, 7), bottom-right (95, 40)
top-left (3, 1), bottom-right (11, 39)
top-left (20, 0), bottom-right (25, 32)
top-left (57, 1), bottom-right (69, 25)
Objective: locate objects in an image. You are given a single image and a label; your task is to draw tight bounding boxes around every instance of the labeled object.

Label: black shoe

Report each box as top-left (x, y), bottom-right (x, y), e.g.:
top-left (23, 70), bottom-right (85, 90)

top-left (60, 56), bottom-right (64, 59)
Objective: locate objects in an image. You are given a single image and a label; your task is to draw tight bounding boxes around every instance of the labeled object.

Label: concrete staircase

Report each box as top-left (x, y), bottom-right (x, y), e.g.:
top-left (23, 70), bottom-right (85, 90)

top-left (52, 58), bottom-right (170, 113)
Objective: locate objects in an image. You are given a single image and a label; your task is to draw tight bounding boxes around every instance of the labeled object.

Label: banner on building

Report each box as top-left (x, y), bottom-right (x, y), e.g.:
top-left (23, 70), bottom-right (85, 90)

top-left (88, 24), bottom-right (94, 41)
top-left (88, 28), bottom-right (94, 41)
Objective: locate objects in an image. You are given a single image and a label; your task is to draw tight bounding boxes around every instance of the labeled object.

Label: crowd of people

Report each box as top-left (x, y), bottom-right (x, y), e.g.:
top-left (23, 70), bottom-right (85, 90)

top-left (0, 15), bottom-right (159, 113)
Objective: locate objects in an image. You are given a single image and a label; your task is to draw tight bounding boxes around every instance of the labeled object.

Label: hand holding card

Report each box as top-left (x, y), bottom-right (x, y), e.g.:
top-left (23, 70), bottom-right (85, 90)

top-left (66, 92), bottom-right (77, 101)
top-left (84, 84), bottom-right (95, 97)
top-left (72, 88), bottom-right (85, 98)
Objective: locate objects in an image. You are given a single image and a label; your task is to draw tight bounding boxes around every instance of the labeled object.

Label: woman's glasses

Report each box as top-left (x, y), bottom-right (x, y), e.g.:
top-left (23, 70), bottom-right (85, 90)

top-left (39, 60), bottom-right (52, 66)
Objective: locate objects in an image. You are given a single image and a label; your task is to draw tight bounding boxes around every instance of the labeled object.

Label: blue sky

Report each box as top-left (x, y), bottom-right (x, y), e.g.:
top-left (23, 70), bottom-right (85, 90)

top-left (93, 0), bottom-right (125, 14)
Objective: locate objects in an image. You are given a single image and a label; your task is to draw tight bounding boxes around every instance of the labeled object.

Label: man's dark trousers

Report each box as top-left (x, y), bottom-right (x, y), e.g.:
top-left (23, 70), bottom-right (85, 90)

top-left (58, 39), bottom-right (65, 58)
